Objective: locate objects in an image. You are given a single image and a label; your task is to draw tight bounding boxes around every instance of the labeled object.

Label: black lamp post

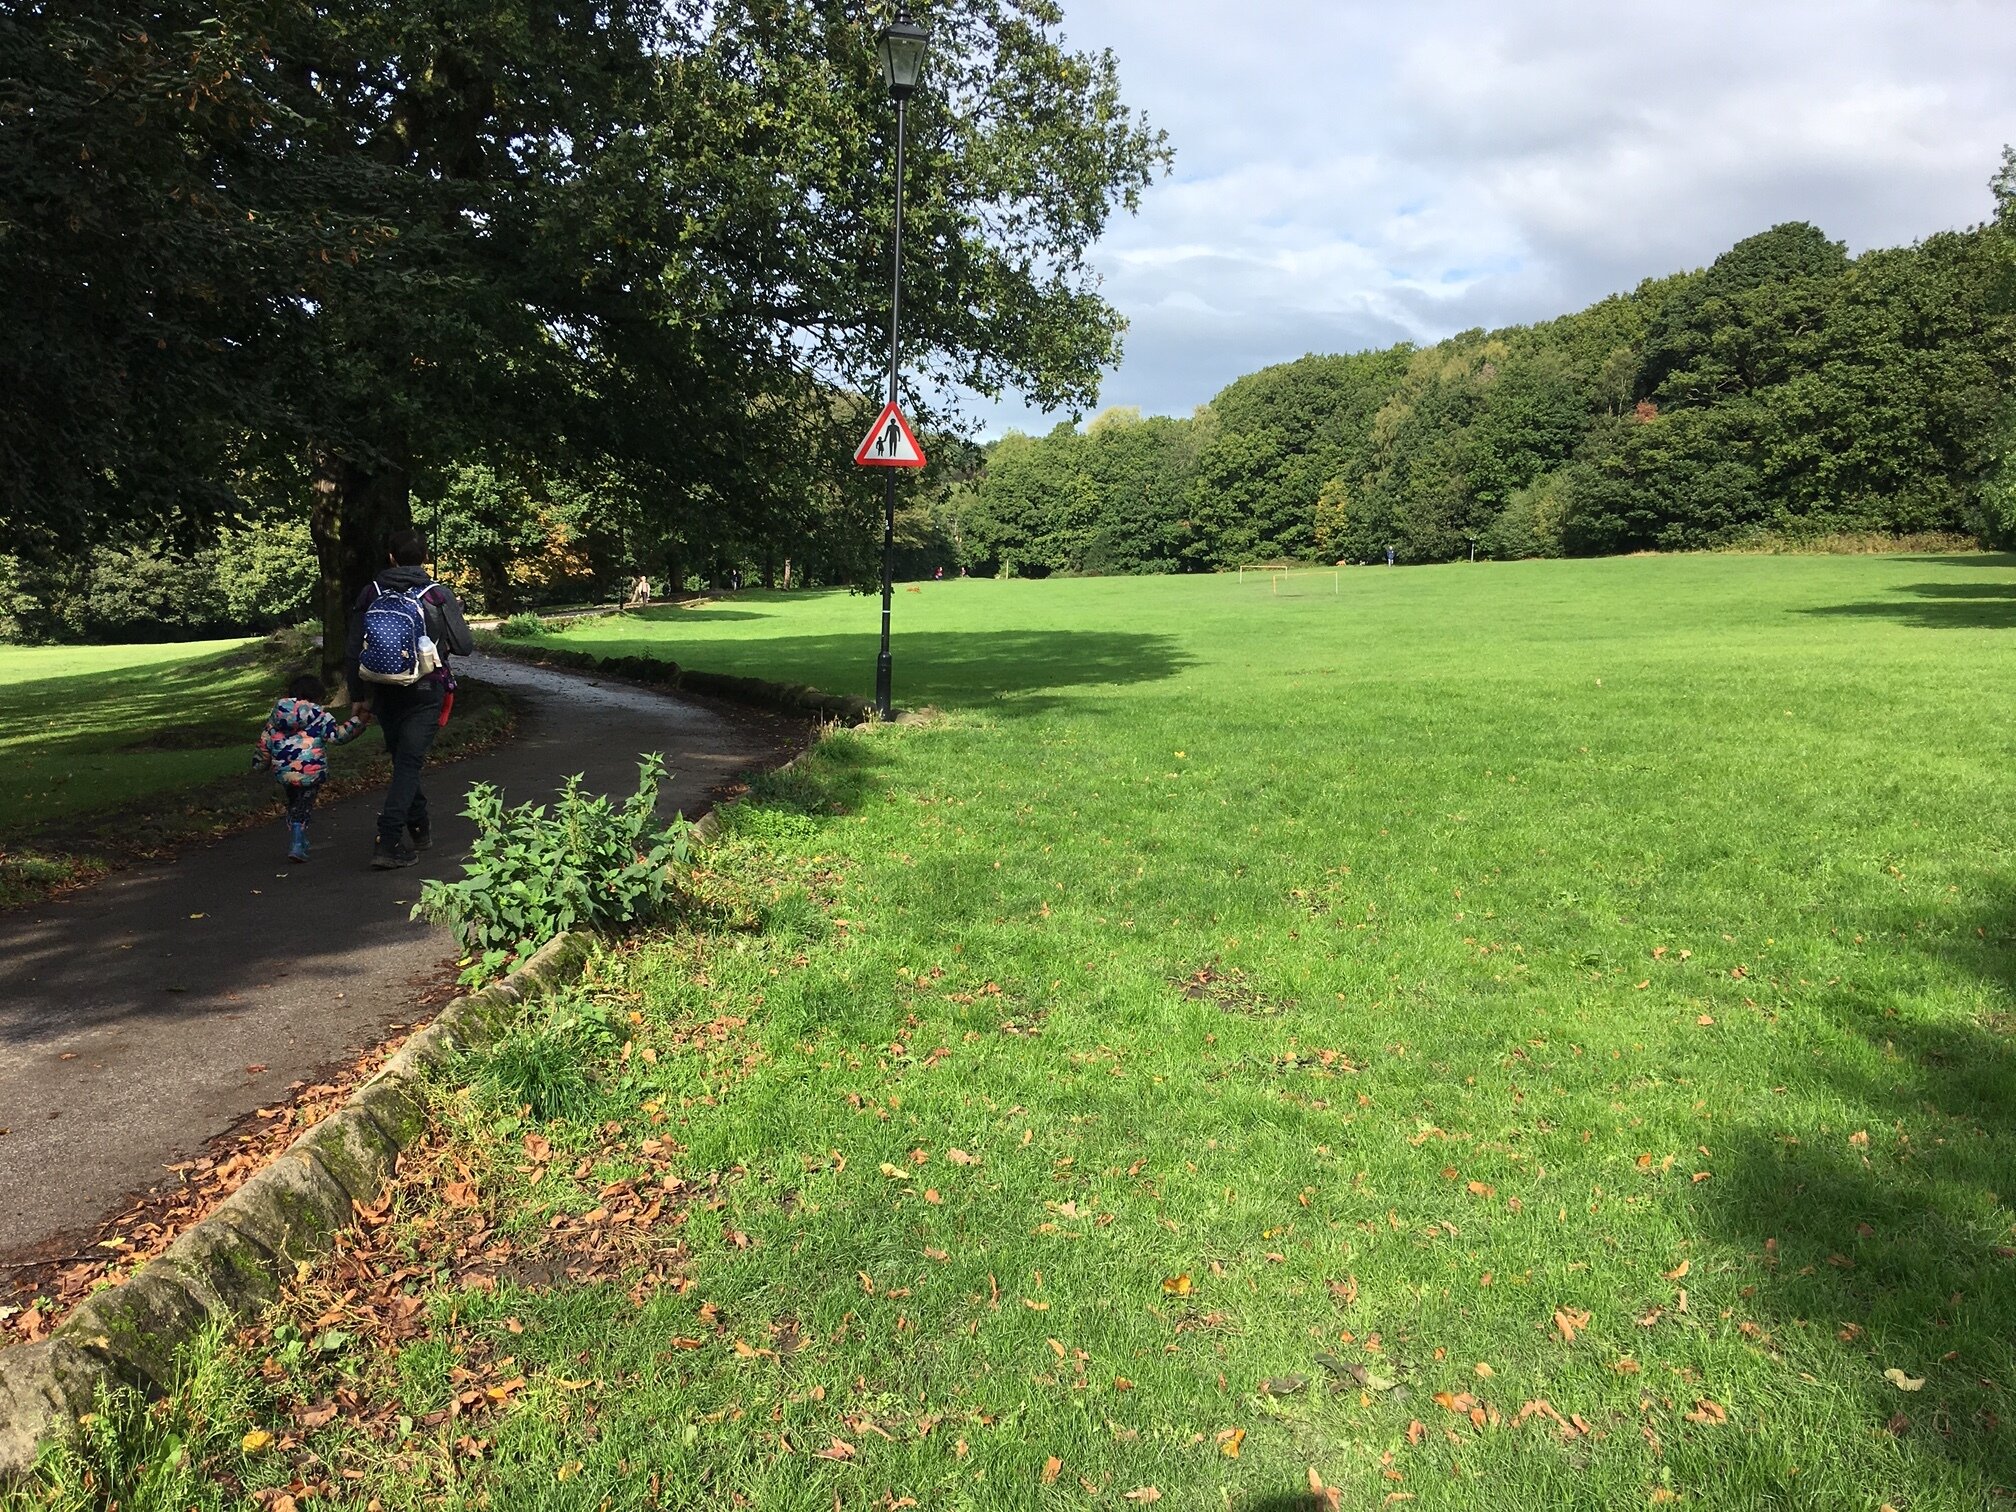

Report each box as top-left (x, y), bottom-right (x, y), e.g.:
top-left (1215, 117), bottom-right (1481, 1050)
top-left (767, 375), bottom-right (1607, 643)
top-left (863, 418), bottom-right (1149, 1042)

top-left (873, 11), bottom-right (927, 722)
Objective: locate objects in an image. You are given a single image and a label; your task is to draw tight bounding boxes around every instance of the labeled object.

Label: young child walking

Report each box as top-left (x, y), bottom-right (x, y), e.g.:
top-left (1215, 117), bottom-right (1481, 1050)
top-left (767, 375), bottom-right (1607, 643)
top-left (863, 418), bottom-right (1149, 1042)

top-left (252, 674), bottom-right (370, 862)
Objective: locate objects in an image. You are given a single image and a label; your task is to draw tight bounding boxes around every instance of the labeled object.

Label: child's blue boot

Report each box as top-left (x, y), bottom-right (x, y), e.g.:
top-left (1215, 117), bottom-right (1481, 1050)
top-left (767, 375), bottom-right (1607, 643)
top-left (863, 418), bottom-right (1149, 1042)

top-left (287, 819), bottom-right (310, 863)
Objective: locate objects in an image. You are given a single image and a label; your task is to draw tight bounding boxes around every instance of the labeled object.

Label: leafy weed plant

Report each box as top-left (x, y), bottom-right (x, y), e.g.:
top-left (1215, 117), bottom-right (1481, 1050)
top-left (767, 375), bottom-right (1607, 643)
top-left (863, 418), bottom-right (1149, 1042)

top-left (414, 754), bottom-right (694, 981)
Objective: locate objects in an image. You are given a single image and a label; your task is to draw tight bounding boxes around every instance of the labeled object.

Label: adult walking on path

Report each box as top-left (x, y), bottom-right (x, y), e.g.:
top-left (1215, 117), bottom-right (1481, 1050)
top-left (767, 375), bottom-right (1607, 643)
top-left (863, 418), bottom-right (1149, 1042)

top-left (346, 529), bottom-right (476, 869)
top-left (0, 654), bottom-right (798, 1267)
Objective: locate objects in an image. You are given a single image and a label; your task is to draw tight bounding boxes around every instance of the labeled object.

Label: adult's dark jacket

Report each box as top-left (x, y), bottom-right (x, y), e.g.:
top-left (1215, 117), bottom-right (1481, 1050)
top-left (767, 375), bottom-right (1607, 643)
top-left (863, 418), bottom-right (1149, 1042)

top-left (344, 566), bottom-right (475, 702)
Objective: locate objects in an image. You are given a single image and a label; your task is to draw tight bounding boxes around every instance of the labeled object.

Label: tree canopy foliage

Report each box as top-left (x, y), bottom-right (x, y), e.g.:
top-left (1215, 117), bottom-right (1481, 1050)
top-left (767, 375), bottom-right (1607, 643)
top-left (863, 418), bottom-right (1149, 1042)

top-left (956, 188), bottom-right (2016, 575)
top-left (1, 0), bottom-right (1169, 648)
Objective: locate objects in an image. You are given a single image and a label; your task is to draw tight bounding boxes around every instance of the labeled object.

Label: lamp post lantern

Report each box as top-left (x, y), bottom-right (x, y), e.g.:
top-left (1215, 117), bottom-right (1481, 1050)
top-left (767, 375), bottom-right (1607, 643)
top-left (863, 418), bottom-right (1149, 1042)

top-left (873, 11), bottom-right (927, 721)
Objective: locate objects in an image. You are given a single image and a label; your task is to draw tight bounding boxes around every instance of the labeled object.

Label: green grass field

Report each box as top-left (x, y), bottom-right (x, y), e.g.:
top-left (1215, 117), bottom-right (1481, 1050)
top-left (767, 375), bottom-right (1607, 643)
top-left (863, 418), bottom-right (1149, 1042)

top-left (21, 554), bottom-right (2016, 1510)
top-left (0, 638), bottom-right (268, 826)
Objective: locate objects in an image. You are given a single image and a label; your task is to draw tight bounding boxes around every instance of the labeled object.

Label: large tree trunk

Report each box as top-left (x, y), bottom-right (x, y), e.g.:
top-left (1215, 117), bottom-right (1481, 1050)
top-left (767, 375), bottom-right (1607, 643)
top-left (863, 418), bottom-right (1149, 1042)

top-left (310, 451), bottom-right (414, 696)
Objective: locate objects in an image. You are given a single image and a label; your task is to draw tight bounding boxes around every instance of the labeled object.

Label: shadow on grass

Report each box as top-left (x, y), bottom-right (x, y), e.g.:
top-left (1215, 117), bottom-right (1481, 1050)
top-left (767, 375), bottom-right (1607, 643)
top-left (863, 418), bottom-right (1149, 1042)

top-left (0, 656), bottom-right (263, 741)
top-left (1802, 579), bottom-right (2016, 631)
top-left (1890, 555), bottom-right (2016, 569)
top-left (1698, 932), bottom-right (2016, 1494)
top-left (564, 628), bottom-right (1195, 715)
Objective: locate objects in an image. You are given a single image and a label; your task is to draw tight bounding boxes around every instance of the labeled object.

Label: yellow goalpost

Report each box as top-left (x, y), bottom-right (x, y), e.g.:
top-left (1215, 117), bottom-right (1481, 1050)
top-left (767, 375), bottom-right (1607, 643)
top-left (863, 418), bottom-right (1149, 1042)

top-left (1236, 562), bottom-right (1341, 596)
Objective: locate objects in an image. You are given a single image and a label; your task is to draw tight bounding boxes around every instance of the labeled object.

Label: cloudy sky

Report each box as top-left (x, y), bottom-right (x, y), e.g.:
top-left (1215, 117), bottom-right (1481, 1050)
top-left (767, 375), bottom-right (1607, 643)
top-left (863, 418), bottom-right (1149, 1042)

top-left (976, 0), bottom-right (2016, 435)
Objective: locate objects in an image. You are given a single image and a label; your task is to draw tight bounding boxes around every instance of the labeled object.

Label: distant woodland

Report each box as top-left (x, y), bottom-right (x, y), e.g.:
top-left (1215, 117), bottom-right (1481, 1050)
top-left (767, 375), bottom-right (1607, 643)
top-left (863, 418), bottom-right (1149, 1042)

top-left (950, 163), bottom-right (2016, 575)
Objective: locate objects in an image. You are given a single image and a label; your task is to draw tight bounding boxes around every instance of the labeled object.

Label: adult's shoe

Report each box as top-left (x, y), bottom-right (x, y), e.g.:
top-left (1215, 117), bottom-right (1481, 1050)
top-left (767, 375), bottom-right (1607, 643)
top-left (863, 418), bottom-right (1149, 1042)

top-left (408, 819), bottom-right (433, 850)
top-left (372, 834), bottom-right (419, 869)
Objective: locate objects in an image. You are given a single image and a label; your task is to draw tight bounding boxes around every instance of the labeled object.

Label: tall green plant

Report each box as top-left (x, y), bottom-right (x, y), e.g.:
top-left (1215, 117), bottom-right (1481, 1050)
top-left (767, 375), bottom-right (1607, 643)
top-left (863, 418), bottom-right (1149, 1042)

top-left (414, 756), bottom-right (694, 981)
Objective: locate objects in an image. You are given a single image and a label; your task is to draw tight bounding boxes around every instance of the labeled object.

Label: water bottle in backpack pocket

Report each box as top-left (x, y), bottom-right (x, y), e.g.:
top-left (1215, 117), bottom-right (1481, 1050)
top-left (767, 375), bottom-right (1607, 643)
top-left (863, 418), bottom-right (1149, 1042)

top-left (358, 584), bottom-right (442, 685)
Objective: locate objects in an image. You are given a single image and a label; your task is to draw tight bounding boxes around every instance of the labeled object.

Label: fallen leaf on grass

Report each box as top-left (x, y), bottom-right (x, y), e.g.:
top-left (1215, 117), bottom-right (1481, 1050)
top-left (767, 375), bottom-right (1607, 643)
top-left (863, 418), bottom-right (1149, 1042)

top-left (1042, 1455), bottom-right (1062, 1484)
top-left (1113, 1377), bottom-right (1135, 1391)
top-left (1023, 1298), bottom-right (1049, 1311)
top-left (1883, 1368), bottom-right (1925, 1392)
top-left (1259, 1375), bottom-right (1308, 1397)
top-left (1849, 1130), bottom-right (1869, 1148)
top-left (923, 1247), bottom-right (949, 1262)
top-left (814, 1437), bottom-right (858, 1461)
top-left (1406, 1419), bottom-right (1425, 1446)
top-left (1217, 1427), bottom-right (1245, 1457)
top-left (1123, 1488), bottom-right (1162, 1503)
top-left (1554, 1306), bottom-right (1592, 1343)
top-left (1161, 1273), bottom-right (1192, 1296)
top-left (240, 1428), bottom-right (274, 1453)
top-left (1683, 1399), bottom-right (1728, 1424)
top-left (946, 1148), bottom-right (979, 1166)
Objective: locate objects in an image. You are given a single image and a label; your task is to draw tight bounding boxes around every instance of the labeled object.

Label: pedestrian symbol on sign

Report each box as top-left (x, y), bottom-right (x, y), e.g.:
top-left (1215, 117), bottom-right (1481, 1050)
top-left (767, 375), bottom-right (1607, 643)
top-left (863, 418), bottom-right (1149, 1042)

top-left (854, 400), bottom-right (926, 468)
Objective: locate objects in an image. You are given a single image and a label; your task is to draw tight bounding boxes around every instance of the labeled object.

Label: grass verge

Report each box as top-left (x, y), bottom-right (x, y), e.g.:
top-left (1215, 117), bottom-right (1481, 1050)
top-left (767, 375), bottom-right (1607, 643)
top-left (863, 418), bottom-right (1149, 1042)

top-left (10, 555), bottom-right (2016, 1510)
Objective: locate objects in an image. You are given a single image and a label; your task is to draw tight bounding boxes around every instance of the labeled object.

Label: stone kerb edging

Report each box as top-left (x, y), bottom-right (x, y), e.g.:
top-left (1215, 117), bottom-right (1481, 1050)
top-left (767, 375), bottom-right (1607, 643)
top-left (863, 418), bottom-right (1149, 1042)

top-left (0, 930), bottom-right (596, 1477)
top-left (0, 665), bottom-right (851, 1480)
top-left (477, 636), bottom-right (874, 727)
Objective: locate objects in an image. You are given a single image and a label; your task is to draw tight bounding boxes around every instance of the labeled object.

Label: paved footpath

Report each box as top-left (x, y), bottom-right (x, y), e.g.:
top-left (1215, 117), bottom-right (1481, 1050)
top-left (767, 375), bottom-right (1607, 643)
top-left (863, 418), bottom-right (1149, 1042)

top-left (0, 654), bottom-right (790, 1262)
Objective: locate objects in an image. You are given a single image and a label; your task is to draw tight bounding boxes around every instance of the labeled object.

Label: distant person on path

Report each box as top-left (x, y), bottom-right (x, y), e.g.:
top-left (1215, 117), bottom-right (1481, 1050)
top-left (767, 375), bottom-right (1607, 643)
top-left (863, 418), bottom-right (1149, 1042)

top-left (628, 572), bottom-right (652, 609)
top-left (251, 673), bottom-right (370, 863)
top-left (347, 528), bottom-right (475, 869)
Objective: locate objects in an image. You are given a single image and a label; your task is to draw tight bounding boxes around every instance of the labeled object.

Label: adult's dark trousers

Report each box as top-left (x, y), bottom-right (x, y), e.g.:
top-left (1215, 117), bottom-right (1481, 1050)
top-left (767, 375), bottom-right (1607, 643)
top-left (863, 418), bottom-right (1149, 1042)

top-left (370, 681), bottom-right (445, 842)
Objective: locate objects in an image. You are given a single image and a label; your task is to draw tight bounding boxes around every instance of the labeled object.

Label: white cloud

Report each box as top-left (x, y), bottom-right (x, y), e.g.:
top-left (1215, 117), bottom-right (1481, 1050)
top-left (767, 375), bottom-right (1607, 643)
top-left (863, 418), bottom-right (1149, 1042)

top-left (974, 0), bottom-right (2016, 433)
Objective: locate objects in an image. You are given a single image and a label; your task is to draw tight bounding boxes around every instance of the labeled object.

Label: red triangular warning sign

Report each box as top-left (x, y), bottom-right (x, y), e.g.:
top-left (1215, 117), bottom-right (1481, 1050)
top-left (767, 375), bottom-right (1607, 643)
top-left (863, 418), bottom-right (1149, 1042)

top-left (853, 401), bottom-right (927, 469)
